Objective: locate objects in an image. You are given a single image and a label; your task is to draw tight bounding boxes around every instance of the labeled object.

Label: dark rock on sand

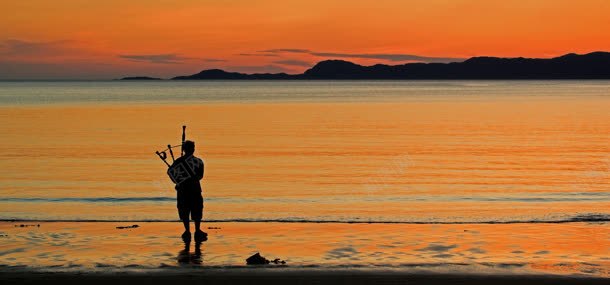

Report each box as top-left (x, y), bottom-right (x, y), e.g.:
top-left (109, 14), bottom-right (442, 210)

top-left (246, 253), bottom-right (286, 265)
top-left (246, 253), bottom-right (270, 265)
top-left (116, 225), bottom-right (139, 229)
top-left (15, 224), bottom-right (39, 228)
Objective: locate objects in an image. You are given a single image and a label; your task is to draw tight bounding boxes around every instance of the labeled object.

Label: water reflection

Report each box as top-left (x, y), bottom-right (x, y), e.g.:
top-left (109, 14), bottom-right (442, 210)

top-left (177, 240), bottom-right (203, 265)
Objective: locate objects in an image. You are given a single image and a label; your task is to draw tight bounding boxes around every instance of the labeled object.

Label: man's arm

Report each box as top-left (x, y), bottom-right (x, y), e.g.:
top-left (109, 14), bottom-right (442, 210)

top-left (196, 159), bottom-right (204, 181)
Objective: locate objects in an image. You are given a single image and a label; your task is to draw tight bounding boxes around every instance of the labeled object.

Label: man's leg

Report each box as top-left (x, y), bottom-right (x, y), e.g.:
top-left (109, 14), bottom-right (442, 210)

top-left (193, 197), bottom-right (207, 242)
top-left (178, 191), bottom-right (191, 240)
top-left (193, 194), bottom-right (204, 233)
top-left (182, 219), bottom-right (191, 232)
top-left (181, 217), bottom-right (191, 242)
top-left (194, 219), bottom-right (207, 242)
top-left (179, 205), bottom-right (191, 241)
top-left (194, 219), bottom-right (201, 232)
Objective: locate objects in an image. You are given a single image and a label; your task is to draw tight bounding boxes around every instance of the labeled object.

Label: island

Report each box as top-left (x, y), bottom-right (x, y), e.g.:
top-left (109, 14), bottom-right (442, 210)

top-left (119, 76), bottom-right (163, 80)
top-left (170, 52), bottom-right (610, 80)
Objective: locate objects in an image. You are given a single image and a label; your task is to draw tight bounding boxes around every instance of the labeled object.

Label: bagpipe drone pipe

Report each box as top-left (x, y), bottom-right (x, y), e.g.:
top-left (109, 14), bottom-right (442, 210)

top-left (155, 125), bottom-right (197, 186)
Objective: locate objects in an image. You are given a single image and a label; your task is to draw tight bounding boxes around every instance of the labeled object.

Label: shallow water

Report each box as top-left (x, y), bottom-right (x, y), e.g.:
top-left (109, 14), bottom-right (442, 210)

top-left (1, 81), bottom-right (609, 223)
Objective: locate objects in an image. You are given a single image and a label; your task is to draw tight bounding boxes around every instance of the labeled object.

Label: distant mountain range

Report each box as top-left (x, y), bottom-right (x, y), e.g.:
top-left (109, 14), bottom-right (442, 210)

top-left (120, 76), bottom-right (162, 80)
top-left (122, 52), bottom-right (610, 80)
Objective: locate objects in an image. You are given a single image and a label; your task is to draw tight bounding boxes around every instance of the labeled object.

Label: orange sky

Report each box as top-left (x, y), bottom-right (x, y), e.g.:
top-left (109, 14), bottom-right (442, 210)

top-left (1, 0), bottom-right (610, 79)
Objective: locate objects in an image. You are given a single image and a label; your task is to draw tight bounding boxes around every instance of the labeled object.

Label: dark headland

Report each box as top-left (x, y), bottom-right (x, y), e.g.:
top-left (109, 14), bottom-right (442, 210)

top-left (168, 52), bottom-right (610, 80)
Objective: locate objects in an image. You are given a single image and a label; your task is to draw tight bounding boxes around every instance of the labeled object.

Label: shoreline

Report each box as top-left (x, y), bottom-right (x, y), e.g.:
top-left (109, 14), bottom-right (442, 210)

top-left (2, 268), bottom-right (608, 285)
top-left (2, 214), bottom-right (609, 224)
top-left (5, 220), bottom-right (610, 224)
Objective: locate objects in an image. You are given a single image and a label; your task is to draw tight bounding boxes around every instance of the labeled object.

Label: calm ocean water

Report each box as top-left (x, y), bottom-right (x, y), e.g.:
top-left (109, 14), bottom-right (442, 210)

top-left (1, 80), bottom-right (609, 223)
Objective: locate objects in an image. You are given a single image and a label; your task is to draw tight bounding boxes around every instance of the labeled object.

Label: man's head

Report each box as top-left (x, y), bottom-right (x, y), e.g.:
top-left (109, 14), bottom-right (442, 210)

top-left (183, 140), bottom-right (195, 155)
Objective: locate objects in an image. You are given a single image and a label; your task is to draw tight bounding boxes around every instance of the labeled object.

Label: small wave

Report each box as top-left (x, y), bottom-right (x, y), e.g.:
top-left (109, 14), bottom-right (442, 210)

top-left (1, 213), bottom-right (607, 224)
top-left (567, 213), bottom-right (610, 222)
top-left (2, 193), bottom-right (609, 204)
top-left (1, 197), bottom-right (175, 203)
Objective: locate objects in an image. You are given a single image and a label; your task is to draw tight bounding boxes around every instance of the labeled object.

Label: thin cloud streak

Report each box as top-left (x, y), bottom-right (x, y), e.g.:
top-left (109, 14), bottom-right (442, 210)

top-left (0, 39), bottom-right (81, 57)
top-left (259, 49), bottom-right (311, 54)
top-left (310, 52), bottom-right (464, 63)
top-left (203, 58), bottom-right (227, 62)
top-left (238, 53), bottom-right (279, 57)
top-left (118, 54), bottom-right (192, 64)
top-left (259, 48), bottom-right (464, 63)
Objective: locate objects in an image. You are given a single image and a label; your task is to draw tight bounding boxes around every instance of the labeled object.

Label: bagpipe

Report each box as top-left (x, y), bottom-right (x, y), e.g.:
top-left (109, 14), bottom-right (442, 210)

top-left (155, 125), bottom-right (198, 186)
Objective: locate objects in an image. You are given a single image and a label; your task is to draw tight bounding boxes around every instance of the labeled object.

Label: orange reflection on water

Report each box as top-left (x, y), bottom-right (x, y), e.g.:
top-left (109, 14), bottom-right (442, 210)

top-left (0, 97), bottom-right (609, 222)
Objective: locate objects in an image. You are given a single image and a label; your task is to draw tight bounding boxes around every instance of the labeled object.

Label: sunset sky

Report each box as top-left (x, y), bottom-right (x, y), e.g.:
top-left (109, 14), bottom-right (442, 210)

top-left (2, 0), bottom-right (610, 79)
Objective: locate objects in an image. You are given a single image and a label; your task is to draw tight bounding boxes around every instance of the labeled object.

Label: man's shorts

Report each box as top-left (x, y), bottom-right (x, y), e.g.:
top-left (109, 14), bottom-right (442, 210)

top-left (176, 190), bottom-right (203, 221)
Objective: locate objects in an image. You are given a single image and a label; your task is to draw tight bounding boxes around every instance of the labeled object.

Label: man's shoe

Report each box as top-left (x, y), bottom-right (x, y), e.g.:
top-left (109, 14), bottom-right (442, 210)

top-left (181, 231), bottom-right (191, 242)
top-left (194, 230), bottom-right (207, 242)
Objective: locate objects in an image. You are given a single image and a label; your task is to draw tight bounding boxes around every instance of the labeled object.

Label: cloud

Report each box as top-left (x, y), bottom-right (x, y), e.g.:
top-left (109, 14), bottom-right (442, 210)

top-left (259, 49), bottom-right (311, 54)
top-left (309, 52), bottom-right (463, 63)
top-left (203, 58), bottom-right (227, 62)
top-left (120, 53), bottom-right (226, 64)
top-left (0, 60), bottom-right (118, 80)
top-left (238, 53), bottom-right (279, 57)
top-left (118, 54), bottom-right (192, 64)
top-left (273, 59), bottom-right (311, 67)
top-left (258, 48), bottom-right (464, 63)
top-left (0, 39), bottom-right (79, 57)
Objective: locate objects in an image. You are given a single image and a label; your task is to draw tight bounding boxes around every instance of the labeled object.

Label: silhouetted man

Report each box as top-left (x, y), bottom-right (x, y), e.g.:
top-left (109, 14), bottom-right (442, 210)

top-left (168, 140), bottom-right (206, 242)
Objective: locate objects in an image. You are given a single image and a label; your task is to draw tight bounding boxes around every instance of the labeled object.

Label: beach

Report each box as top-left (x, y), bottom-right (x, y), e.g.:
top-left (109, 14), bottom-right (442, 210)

top-left (0, 221), bottom-right (608, 279)
top-left (4, 0), bottom-right (610, 283)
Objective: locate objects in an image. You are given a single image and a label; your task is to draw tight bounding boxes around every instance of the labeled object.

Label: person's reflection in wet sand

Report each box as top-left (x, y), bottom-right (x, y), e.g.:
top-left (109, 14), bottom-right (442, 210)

top-left (192, 241), bottom-right (202, 264)
top-left (177, 240), bottom-right (203, 265)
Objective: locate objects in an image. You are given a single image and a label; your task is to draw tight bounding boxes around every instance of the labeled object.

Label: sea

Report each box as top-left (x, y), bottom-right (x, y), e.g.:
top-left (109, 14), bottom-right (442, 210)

top-left (0, 80), bottom-right (609, 276)
top-left (0, 80), bottom-right (609, 223)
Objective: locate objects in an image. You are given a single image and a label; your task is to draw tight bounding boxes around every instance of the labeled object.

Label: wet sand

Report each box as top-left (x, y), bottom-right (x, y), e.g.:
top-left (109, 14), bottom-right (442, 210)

top-left (0, 221), bottom-right (608, 280)
top-left (2, 269), bottom-right (609, 285)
